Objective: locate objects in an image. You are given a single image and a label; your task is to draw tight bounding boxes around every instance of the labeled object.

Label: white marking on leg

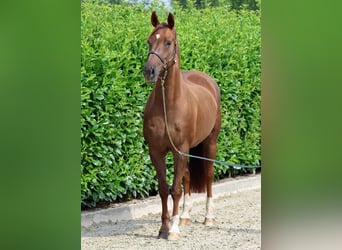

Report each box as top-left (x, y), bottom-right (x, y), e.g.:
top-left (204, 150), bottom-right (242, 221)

top-left (180, 193), bottom-right (192, 219)
top-left (156, 33), bottom-right (160, 40)
top-left (169, 215), bottom-right (180, 233)
top-left (205, 197), bottom-right (215, 219)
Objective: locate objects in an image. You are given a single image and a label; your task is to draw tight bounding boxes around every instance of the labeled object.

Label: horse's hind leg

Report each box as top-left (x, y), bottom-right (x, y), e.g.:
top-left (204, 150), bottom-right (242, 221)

top-left (180, 164), bottom-right (192, 225)
top-left (203, 148), bottom-right (216, 226)
top-left (203, 118), bottom-right (221, 226)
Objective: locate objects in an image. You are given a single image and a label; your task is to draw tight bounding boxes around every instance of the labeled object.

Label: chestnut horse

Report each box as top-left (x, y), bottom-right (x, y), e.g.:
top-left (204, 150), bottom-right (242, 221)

top-left (143, 12), bottom-right (221, 240)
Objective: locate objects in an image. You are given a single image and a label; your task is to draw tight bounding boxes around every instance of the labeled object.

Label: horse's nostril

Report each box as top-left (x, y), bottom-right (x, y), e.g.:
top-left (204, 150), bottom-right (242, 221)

top-left (150, 67), bottom-right (155, 76)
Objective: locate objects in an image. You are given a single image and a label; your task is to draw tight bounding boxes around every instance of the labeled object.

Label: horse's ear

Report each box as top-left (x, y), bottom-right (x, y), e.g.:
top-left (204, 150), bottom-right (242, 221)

top-left (167, 12), bottom-right (174, 29)
top-left (151, 11), bottom-right (160, 27)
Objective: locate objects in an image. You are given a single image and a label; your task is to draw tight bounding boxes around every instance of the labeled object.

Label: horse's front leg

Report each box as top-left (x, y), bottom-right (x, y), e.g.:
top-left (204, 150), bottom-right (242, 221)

top-left (168, 150), bottom-right (188, 240)
top-left (149, 149), bottom-right (170, 239)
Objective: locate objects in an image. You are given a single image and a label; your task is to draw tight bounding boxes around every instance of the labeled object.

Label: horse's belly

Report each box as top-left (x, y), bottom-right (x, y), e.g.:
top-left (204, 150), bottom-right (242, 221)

top-left (189, 101), bottom-right (218, 147)
top-left (190, 120), bottom-right (216, 147)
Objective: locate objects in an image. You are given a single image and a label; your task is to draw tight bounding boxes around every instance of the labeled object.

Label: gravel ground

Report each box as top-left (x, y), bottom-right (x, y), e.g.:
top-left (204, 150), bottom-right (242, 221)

top-left (81, 187), bottom-right (261, 249)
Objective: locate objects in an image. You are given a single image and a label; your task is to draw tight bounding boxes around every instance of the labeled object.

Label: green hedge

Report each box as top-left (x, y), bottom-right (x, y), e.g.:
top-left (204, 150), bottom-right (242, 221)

top-left (81, 0), bottom-right (260, 207)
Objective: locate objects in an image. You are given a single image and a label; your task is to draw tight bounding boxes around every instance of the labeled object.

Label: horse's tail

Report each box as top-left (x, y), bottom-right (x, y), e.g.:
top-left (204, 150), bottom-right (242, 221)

top-left (189, 142), bottom-right (207, 193)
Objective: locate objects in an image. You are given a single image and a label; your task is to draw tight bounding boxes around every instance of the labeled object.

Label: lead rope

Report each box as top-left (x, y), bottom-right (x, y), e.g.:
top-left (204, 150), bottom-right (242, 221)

top-left (160, 74), bottom-right (261, 170)
top-left (161, 77), bottom-right (184, 157)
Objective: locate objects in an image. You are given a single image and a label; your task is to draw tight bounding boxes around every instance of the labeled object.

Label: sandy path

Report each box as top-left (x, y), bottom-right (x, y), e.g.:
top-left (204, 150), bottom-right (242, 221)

top-left (82, 187), bottom-right (260, 249)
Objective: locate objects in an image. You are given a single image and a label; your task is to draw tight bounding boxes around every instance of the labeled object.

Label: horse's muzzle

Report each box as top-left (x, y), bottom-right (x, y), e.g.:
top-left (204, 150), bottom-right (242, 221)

top-left (144, 64), bottom-right (160, 83)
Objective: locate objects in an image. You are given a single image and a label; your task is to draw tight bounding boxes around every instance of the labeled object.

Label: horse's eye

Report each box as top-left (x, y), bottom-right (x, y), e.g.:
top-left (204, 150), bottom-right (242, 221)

top-left (165, 40), bottom-right (172, 47)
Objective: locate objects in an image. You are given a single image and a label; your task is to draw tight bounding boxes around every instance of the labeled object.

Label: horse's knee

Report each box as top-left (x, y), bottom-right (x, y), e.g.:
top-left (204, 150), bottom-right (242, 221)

top-left (170, 187), bottom-right (182, 200)
top-left (159, 185), bottom-right (169, 199)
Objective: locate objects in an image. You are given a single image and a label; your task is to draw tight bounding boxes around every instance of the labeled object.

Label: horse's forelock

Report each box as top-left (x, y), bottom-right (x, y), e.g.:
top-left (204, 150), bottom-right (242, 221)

top-left (150, 23), bottom-right (175, 39)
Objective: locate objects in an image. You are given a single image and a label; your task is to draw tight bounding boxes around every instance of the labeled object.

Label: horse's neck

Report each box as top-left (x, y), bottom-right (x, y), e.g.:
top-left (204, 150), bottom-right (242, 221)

top-left (163, 46), bottom-right (183, 101)
top-left (153, 45), bottom-right (182, 105)
top-left (163, 64), bottom-right (183, 103)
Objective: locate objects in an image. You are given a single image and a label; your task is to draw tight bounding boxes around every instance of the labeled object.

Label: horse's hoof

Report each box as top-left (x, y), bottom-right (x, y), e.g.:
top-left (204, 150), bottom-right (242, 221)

top-left (168, 232), bottom-right (180, 240)
top-left (158, 230), bottom-right (169, 239)
top-left (204, 217), bottom-right (215, 226)
top-left (179, 217), bottom-right (190, 226)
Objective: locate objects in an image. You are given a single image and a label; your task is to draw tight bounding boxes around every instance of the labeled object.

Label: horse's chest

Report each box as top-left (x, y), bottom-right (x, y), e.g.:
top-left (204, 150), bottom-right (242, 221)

top-left (143, 113), bottom-right (184, 147)
top-left (143, 116), bottom-right (166, 141)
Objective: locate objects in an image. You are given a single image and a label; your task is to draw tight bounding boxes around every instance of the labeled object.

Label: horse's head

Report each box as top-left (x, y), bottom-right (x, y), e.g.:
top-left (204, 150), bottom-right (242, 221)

top-left (144, 11), bottom-right (177, 83)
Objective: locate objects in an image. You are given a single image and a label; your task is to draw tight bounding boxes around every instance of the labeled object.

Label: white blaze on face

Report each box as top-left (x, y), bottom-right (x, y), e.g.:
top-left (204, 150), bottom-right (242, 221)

top-left (156, 33), bottom-right (160, 40)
